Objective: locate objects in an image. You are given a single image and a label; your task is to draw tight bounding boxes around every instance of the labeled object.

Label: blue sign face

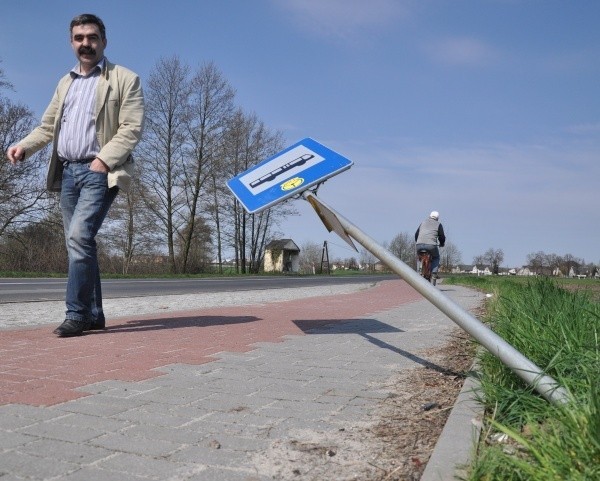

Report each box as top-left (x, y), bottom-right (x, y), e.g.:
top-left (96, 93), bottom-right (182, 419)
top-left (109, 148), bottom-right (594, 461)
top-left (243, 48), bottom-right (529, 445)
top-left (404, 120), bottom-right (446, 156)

top-left (227, 137), bottom-right (353, 214)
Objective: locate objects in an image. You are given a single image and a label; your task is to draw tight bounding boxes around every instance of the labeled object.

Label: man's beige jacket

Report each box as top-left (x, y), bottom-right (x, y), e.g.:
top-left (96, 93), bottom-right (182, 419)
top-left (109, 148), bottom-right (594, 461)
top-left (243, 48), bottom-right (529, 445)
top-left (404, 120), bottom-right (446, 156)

top-left (17, 59), bottom-right (144, 192)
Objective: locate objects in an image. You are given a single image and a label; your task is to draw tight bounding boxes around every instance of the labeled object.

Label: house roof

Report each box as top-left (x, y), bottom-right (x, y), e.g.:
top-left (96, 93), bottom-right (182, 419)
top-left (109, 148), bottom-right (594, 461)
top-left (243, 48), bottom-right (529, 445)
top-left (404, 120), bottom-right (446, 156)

top-left (265, 239), bottom-right (300, 252)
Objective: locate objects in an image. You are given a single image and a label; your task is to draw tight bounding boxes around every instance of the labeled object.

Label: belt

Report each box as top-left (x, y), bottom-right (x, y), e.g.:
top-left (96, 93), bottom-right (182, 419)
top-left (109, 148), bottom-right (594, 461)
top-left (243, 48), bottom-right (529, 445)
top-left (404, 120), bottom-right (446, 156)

top-left (59, 157), bottom-right (95, 164)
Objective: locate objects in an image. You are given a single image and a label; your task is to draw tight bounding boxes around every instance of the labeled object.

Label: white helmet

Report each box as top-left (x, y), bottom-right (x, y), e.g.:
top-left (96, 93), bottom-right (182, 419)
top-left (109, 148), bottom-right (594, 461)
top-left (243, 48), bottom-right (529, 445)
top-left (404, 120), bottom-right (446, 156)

top-left (430, 211), bottom-right (439, 220)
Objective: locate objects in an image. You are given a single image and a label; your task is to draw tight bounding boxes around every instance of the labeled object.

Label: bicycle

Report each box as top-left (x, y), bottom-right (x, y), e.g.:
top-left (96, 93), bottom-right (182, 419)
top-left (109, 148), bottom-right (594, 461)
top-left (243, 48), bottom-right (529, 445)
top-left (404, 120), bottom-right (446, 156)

top-left (417, 249), bottom-right (436, 286)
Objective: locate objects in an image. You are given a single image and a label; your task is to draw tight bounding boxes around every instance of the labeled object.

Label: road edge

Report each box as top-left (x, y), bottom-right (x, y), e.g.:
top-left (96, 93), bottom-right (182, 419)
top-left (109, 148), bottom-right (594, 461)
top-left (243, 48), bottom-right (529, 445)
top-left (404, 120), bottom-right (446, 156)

top-left (421, 369), bottom-right (483, 481)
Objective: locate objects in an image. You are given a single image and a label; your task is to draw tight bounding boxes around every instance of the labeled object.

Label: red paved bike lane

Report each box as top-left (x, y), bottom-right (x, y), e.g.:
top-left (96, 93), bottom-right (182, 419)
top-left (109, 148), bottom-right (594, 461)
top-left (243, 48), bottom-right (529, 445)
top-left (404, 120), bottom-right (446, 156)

top-left (0, 280), bottom-right (422, 407)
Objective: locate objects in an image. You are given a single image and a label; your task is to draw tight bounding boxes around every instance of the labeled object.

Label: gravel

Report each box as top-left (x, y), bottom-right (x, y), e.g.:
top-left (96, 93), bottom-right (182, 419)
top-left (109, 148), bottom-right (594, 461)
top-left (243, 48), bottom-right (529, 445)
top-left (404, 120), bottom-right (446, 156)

top-left (0, 283), bottom-right (372, 330)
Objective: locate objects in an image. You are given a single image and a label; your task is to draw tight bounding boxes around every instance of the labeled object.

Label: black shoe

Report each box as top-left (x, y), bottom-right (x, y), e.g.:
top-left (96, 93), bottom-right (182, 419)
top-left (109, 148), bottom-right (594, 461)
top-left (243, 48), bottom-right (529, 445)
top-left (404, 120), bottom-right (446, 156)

top-left (88, 320), bottom-right (106, 331)
top-left (53, 319), bottom-right (90, 337)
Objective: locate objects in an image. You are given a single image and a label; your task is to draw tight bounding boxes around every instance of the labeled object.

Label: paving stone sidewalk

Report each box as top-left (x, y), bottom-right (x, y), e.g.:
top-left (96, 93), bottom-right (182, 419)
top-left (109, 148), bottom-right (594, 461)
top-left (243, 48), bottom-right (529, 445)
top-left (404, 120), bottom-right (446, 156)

top-left (0, 279), bottom-right (484, 480)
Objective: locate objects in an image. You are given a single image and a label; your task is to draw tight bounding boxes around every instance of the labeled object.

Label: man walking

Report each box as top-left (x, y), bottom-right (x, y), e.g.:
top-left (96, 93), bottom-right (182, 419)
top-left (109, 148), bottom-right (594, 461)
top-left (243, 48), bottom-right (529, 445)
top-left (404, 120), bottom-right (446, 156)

top-left (6, 14), bottom-right (144, 337)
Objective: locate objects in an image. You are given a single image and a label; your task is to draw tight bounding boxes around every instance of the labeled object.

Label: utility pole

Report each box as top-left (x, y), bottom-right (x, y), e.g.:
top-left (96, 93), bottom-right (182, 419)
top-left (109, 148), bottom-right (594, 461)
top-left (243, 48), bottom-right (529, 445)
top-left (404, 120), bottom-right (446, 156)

top-left (320, 241), bottom-right (330, 275)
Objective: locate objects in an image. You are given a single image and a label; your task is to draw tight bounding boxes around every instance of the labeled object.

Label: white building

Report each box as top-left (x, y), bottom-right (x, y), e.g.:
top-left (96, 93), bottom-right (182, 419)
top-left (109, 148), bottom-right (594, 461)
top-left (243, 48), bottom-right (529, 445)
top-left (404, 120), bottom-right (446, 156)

top-left (263, 239), bottom-right (300, 273)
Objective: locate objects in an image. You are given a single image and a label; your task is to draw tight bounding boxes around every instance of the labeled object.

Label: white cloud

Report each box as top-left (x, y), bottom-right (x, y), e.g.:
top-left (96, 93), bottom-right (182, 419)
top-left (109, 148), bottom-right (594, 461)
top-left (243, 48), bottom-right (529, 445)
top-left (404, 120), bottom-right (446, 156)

top-left (423, 36), bottom-right (498, 66)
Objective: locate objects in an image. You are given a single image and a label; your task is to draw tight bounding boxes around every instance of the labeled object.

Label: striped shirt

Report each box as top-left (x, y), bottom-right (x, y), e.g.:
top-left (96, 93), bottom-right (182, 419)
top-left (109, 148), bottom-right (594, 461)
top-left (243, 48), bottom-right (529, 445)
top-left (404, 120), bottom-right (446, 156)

top-left (57, 59), bottom-right (104, 161)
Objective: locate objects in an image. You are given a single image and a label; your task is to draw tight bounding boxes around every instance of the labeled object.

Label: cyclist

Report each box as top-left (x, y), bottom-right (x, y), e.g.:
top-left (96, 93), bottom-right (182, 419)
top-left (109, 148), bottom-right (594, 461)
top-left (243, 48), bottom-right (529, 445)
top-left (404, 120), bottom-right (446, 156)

top-left (415, 211), bottom-right (446, 278)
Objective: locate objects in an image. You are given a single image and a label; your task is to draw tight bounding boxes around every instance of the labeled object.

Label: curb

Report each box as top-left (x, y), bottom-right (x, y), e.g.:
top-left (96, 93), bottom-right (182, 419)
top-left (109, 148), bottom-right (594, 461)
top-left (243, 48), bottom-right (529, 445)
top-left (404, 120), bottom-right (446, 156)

top-left (421, 370), bottom-right (483, 481)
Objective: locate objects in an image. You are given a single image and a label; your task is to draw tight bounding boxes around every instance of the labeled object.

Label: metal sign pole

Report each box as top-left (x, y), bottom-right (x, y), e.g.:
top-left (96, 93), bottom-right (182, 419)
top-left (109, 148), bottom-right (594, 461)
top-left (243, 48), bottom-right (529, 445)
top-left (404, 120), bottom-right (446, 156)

top-left (303, 191), bottom-right (570, 405)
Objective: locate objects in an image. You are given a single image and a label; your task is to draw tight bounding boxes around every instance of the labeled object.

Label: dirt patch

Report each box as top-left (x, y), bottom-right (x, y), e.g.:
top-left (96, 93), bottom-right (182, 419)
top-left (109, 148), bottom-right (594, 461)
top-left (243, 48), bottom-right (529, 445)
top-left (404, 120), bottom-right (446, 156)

top-left (370, 329), bottom-right (475, 480)
top-left (560, 281), bottom-right (600, 303)
top-left (253, 327), bottom-right (476, 481)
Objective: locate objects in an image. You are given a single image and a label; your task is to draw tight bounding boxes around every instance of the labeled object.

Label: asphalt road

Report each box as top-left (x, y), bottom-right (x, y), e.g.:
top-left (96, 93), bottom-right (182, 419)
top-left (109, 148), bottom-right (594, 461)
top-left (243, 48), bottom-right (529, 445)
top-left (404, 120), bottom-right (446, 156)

top-left (0, 274), bottom-right (397, 304)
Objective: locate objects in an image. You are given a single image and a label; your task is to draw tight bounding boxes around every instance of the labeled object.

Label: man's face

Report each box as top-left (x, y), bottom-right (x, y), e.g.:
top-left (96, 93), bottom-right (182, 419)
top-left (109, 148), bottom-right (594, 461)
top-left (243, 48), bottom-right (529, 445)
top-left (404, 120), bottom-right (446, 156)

top-left (70, 23), bottom-right (106, 72)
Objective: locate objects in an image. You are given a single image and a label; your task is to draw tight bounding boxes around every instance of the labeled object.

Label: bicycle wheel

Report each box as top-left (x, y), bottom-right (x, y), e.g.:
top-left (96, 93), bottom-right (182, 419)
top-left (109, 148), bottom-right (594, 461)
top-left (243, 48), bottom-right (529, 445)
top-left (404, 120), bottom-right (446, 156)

top-left (419, 252), bottom-right (432, 282)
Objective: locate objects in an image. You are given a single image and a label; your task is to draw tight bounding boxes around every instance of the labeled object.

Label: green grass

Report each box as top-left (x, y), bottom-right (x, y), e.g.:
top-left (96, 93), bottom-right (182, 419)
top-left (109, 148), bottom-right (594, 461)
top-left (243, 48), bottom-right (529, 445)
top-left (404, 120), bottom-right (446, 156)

top-left (444, 275), bottom-right (600, 480)
top-left (0, 271), bottom-right (68, 278)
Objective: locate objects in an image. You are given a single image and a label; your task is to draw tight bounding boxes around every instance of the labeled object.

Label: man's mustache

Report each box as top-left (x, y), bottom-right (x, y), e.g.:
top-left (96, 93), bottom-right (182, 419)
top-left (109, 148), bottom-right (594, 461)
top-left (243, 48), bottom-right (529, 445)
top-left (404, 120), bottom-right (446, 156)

top-left (78, 46), bottom-right (96, 55)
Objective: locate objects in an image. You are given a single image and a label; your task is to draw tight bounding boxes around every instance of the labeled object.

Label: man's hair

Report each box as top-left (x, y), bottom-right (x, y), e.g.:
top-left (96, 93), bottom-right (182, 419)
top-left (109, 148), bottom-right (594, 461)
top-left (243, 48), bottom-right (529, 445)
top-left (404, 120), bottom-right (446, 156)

top-left (70, 14), bottom-right (106, 40)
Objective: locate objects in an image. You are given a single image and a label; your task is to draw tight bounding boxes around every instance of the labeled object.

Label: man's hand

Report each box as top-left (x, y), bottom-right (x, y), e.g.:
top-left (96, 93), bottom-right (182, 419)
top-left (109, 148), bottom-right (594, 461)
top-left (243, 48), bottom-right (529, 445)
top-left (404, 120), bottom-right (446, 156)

top-left (90, 157), bottom-right (109, 173)
top-left (6, 146), bottom-right (25, 164)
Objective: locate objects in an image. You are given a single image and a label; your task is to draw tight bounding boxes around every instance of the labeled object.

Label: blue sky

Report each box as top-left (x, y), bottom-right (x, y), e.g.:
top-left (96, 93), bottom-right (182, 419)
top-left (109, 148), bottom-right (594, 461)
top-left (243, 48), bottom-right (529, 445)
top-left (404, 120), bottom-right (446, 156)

top-left (2, 1), bottom-right (599, 267)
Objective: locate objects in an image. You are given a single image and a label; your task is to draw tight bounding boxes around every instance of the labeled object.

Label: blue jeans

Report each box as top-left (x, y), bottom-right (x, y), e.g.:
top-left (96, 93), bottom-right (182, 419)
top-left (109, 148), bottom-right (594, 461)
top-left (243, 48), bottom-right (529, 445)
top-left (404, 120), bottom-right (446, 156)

top-left (60, 162), bottom-right (118, 324)
top-left (416, 244), bottom-right (440, 273)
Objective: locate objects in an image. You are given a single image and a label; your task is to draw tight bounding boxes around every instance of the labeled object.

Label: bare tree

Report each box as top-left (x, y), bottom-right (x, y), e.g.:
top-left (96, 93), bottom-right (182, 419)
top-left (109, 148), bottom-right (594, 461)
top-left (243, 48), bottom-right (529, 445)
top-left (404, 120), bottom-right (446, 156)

top-left (174, 215), bottom-right (213, 273)
top-left (525, 251), bottom-right (585, 277)
top-left (101, 168), bottom-right (162, 274)
top-left (179, 62), bottom-right (235, 272)
top-left (0, 63), bottom-right (53, 275)
top-left (526, 251), bottom-right (546, 275)
top-left (298, 240), bottom-right (322, 274)
top-left (474, 248), bottom-right (504, 274)
top-left (217, 109), bottom-right (290, 273)
top-left (0, 87), bottom-right (50, 239)
top-left (0, 61), bottom-right (11, 91)
top-left (439, 241), bottom-right (462, 272)
top-left (586, 262), bottom-right (597, 278)
top-left (0, 207), bottom-right (66, 272)
top-left (559, 253), bottom-right (584, 277)
top-left (213, 109), bottom-right (252, 272)
top-left (345, 257), bottom-right (359, 270)
top-left (205, 165), bottom-right (228, 273)
top-left (138, 56), bottom-right (190, 273)
top-left (359, 246), bottom-right (378, 272)
top-left (388, 232), bottom-right (416, 268)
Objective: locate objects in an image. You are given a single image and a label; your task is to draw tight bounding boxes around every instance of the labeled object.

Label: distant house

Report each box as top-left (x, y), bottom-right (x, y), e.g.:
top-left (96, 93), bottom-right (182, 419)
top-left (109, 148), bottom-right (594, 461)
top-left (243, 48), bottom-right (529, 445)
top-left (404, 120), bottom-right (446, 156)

top-left (569, 266), bottom-right (590, 279)
top-left (453, 264), bottom-right (473, 274)
top-left (451, 264), bottom-right (484, 274)
top-left (452, 264), bottom-right (520, 276)
top-left (374, 261), bottom-right (390, 272)
top-left (517, 267), bottom-right (535, 276)
top-left (263, 239), bottom-right (300, 273)
top-left (468, 265), bottom-right (492, 275)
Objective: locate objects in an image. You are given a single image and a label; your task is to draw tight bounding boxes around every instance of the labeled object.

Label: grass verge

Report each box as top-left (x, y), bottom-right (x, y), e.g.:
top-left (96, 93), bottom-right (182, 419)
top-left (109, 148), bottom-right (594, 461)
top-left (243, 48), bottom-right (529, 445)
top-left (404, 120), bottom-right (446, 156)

top-left (444, 275), bottom-right (600, 480)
